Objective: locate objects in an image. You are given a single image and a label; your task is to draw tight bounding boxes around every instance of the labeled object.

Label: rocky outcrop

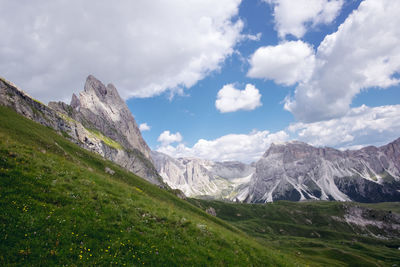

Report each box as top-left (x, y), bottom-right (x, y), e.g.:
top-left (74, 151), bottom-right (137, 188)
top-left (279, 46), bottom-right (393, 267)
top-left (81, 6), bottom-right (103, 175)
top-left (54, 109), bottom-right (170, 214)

top-left (0, 76), bottom-right (164, 186)
top-left (244, 140), bottom-right (400, 203)
top-left (49, 75), bottom-right (152, 159)
top-left (151, 151), bottom-right (254, 198)
top-left (0, 77), bottom-right (70, 132)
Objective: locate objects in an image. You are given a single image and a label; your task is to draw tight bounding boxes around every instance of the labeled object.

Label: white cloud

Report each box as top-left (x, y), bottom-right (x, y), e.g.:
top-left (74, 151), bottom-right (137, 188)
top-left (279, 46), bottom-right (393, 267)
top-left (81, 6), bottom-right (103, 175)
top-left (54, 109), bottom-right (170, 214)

top-left (0, 0), bottom-right (243, 103)
top-left (285, 0), bottom-right (400, 122)
top-left (243, 32), bottom-right (262, 41)
top-left (288, 105), bottom-right (400, 149)
top-left (139, 123), bottom-right (150, 131)
top-left (247, 41), bottom-right (315, 86)
top-left (157, 130), bottom-right (289, 163)
top-left (158, 105), bottom-right (400, 163)
top-left (265, 0), bottom-right (343, 38)
top-left (215, 83), bottom-right (262, 113)
top-left (157, 131), bottom-right (183, 146)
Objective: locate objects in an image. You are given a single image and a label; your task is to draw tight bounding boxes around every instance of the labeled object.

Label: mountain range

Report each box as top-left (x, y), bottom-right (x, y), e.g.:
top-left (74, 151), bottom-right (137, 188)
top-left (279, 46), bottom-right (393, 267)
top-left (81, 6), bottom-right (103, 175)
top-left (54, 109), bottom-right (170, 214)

top-left (153, 139), bottom-right (400, 203)
top-left (1, 75), bottom-right (399, 203)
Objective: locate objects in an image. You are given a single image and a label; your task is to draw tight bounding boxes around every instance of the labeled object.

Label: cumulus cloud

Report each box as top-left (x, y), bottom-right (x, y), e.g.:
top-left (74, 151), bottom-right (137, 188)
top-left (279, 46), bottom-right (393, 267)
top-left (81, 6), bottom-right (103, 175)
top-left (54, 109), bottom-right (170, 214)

top-left (285, 0), bottom-right (400, 122)
top-left (157, 131), bottom-right (183, 146)
top-left (0, 0), bottom-right (243, 103)
top-left (139, 123), bottom-right (150, 131)
top-left (288, 105), bottom-right (400, 149)
top-left (215, 83), bottom-right (262, 113)
top-left (265, 0), bottom-right (343, 38)
top-left (157, 104), bottom-right (400, 163)
top-left (157, 130), bottom-right (289, 163)
top-left (247, 41), bottom-right (315, 85)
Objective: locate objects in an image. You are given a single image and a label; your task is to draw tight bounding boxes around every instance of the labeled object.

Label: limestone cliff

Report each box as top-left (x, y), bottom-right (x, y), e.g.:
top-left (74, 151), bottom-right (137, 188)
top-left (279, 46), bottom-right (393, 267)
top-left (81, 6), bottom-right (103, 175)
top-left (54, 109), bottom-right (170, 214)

top-left (0, 76), bottom-right (164, 186)
top-left (243, 140), bottom-right (400, 203)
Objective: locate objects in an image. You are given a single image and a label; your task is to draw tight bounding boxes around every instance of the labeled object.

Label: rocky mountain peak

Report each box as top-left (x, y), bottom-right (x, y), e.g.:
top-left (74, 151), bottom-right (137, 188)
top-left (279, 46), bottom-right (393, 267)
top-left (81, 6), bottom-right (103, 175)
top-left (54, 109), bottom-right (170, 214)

top-left (264, 140), bottom-right (318, 160)
top-left (69, 75), bottom-right (151, 160)
top-left (151, 151), bottom-right (255, 198)
top-left (51, 75), bottom-right (154, 166)
top-left (246, 138), bottom-right (400, 203)
top-left (70, 93), bottom-right (80, 109)
top-left (79, 75), bottom-right (124, 117)
top-left (83, 75), bottom-right (117, 98)
top-left (267, 140), bottom-right (310, 150)
top-left (84, 75), bottom-right (103, 93)
top-left (1, 75), bottom-right (163, 186)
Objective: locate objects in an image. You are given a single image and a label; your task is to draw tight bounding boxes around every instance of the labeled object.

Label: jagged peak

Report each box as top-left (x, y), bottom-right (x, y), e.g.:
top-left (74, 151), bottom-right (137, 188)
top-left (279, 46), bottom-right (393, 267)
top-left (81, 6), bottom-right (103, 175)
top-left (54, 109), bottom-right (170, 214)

top-left (270, 140), bottom-right (308, 147)
top-left (70, 93), bottom-right (80, 109)
top-left (84, 75), bottom-right (107, 97)
top-left (263, 140), bottom-right (324, 159)
top-left (82, 75), bottom-right (123, 105)
top-left (267, 140), bottom-right (311, 152)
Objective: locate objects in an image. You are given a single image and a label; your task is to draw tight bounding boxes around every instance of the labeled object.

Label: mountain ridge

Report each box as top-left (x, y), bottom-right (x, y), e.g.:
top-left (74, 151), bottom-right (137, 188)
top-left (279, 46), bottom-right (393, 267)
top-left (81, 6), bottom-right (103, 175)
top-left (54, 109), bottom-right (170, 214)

top-left (245, 137), bottom-right (400, 203)
top-left (0, 75), bottom-right (164, 186)
top-left (155, 138), bottom-right (400, 203)
top-left (151, 151), bottom-right (253, 198)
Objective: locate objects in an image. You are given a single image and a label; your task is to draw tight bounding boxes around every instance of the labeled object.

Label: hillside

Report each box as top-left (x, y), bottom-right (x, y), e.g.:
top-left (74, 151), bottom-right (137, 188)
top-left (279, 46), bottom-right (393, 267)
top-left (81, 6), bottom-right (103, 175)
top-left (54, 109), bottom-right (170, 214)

top-left (0, 105), bottom-right (295, 266)
top-left (189, 199), bottom-right (400, 266)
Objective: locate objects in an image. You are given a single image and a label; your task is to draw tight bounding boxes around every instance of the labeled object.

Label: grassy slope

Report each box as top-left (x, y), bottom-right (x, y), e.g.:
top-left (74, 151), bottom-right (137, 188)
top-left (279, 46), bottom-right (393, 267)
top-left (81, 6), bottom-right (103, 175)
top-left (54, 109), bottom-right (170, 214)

top-left (188, 199), bottom-right (400, 266)
top-left (0, 106), bottom-right (297, 266)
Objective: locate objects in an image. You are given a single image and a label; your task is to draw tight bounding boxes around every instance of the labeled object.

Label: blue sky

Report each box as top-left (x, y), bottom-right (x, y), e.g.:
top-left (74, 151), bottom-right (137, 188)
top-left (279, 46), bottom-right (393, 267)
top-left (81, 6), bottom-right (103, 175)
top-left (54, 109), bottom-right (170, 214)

top-left (1, 0), bottom-right (400, 162)
top-left (127, 0), bottom-right (400, 161)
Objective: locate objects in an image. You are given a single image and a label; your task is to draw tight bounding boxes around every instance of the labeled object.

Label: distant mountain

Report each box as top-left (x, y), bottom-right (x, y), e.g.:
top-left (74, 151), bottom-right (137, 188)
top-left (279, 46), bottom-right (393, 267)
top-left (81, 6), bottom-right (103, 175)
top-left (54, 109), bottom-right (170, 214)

top-left (154, 139), bottom-right (400, 203)
top-left (0, 76), bottom-right (163, 185)
top-left (244, 140), bottom-right (400, 203)
top-left (151, 151), bottom-right (254, 198)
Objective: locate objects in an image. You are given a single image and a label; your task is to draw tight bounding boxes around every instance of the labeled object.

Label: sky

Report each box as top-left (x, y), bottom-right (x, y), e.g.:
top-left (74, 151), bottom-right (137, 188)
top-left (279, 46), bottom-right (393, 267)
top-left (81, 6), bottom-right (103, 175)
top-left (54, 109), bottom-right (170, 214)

top-left (1, 0), bottom-right (400, 163)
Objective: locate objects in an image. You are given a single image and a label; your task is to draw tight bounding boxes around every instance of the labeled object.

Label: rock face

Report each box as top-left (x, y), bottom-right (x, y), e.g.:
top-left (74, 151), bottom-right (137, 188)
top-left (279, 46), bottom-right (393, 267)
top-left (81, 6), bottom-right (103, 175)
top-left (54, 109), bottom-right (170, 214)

top-left (151, 151), bottom-right (254, 198)
top-left (0, 76), bottom-right (164, 186)
top-left (244, 140), bottom-right (400, 203)
top-left (0, 77), bottom-right (70, 132)
top-left (66, 75), bottom-right (151, 159)
top-left (152, 138), bottom-right (400, 203)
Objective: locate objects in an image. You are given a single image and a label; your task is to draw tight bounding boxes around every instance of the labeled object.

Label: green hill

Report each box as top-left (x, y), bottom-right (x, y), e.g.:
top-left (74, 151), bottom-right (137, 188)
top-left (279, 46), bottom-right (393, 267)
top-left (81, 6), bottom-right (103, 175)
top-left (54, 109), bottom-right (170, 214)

top-left (0, 105), bottom-right (297, 266)
top-left (189, 199), bottom-right (400, 266)
top-left (1, 104), bottom-right (399, 266)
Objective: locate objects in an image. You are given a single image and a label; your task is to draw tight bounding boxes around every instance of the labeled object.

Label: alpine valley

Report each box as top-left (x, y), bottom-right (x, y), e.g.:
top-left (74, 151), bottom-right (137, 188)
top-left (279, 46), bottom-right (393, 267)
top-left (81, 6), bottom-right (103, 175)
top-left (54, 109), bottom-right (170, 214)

top-left (1, 75), bottom-right (400, 266)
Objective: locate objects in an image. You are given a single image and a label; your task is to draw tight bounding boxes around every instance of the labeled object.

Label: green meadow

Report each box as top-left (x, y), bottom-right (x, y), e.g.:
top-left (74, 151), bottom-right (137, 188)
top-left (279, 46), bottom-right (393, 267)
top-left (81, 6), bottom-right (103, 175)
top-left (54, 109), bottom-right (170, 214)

top-left (1, 105), bottom-right (399, 266)
top-left (0, 106), bottom-right (296, 266)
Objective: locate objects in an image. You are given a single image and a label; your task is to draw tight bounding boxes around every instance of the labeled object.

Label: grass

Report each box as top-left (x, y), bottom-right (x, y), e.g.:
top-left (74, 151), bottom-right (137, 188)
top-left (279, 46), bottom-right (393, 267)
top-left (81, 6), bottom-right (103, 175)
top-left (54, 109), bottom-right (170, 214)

top-left (2, 104), bottom-right (399, 266)
top-left (86, 128), bottom-right (123, 150)
top-left (188, 199), bottom-right (400, 266)
top-left (0, 105), bottom-right (298, 266)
